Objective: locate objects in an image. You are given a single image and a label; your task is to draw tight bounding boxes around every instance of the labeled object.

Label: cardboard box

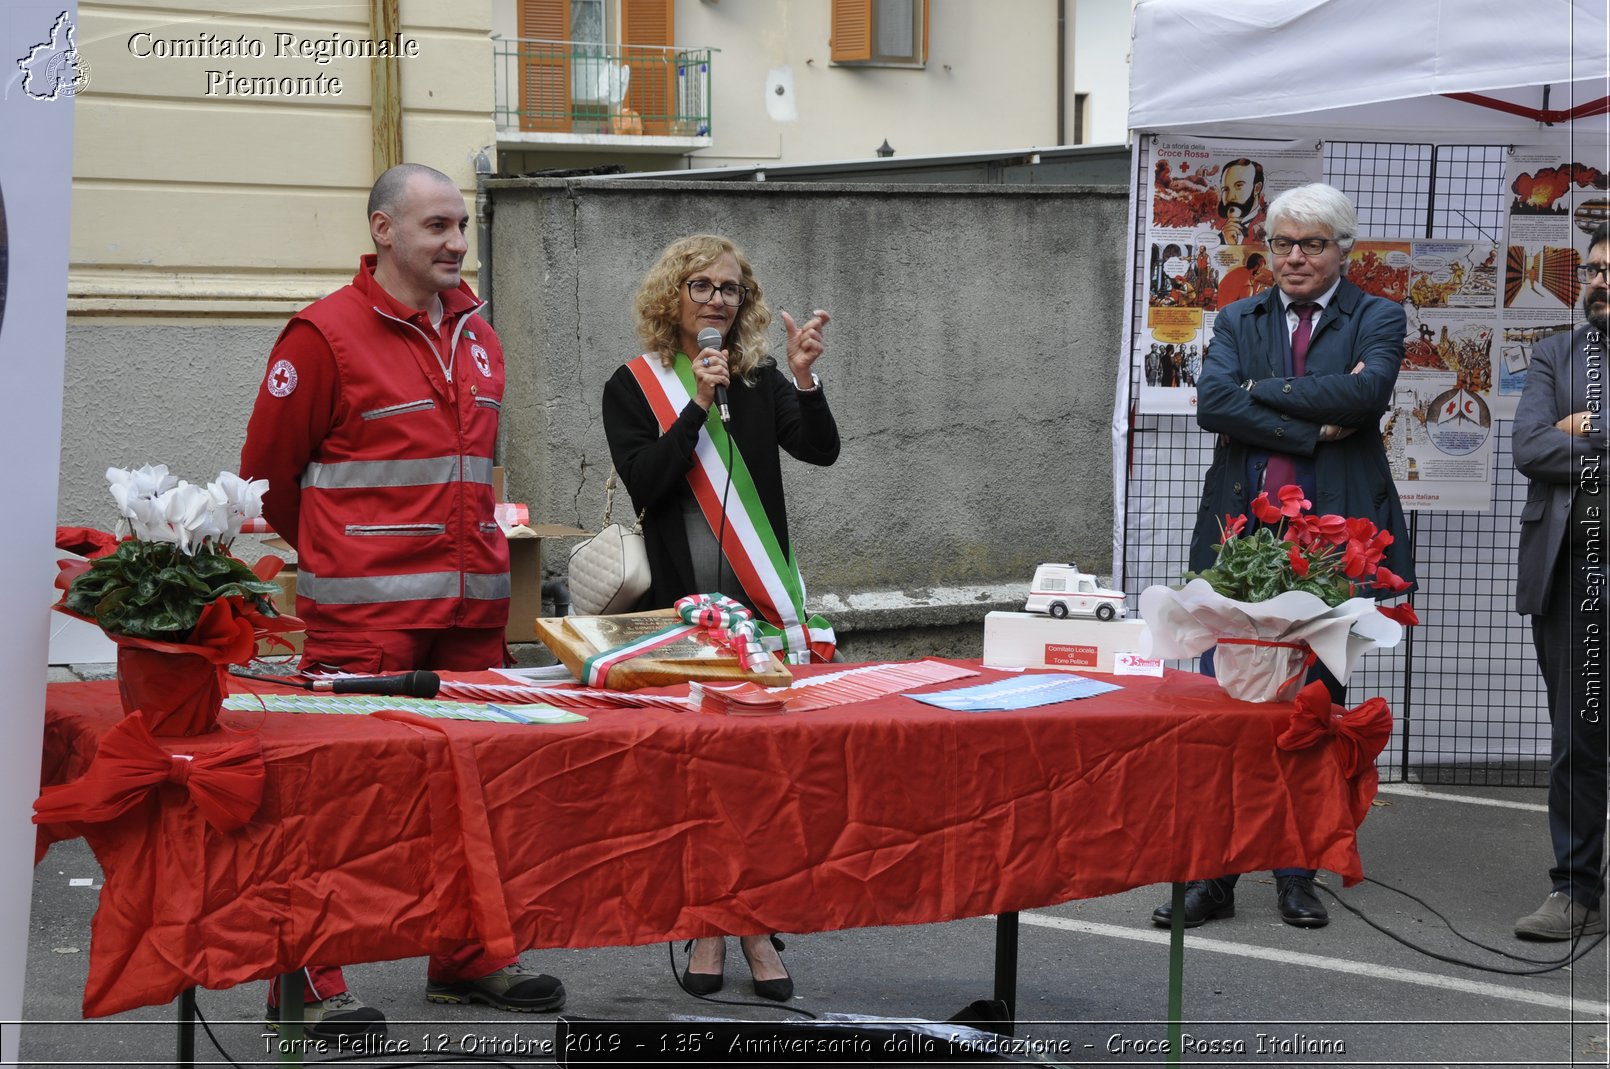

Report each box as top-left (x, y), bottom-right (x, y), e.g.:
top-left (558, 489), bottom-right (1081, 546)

top-left (495, 468), bottom-right (590, 640)
top-left (505, 522), bottom-right (590, 641)
top-left (982, 611), bottom-right (1148, 674)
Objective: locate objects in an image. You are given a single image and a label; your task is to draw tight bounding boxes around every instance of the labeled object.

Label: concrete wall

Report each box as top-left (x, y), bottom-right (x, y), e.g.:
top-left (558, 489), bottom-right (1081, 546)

top-left (487, 177), bottom-right (1127, 637)
top-left (57, 322), bottom-right (278, 528)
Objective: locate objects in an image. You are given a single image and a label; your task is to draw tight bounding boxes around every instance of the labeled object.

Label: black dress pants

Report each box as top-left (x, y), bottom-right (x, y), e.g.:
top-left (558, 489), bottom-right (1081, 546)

top-left (1532, 550), bottom-right (1608, 909)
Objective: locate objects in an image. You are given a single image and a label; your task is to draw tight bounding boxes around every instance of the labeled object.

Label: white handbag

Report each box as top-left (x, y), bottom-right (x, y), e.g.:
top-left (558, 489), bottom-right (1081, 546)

top-left (567, 469), bottom-right (650, 616)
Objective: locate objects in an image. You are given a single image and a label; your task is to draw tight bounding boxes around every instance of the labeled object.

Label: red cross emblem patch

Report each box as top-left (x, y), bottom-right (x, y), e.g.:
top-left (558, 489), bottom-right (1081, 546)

top-left (267, 358), bottom-right (298, 398)
top-left (471, 344), bottom-right (491, 378)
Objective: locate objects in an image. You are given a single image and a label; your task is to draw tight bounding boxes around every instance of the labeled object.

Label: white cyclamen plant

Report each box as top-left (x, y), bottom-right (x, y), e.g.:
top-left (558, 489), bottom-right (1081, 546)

top-left (64, 465), bottom-right (282, 641)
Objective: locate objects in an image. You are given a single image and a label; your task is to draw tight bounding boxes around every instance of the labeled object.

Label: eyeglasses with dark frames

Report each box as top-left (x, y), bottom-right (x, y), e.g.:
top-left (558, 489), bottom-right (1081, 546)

top-left (1269, 236), bottom-right (1337, 257)
top-left (686, 279), bottom-right (749, 307)
top-left (1577, 263), bottom-right (1610, 282)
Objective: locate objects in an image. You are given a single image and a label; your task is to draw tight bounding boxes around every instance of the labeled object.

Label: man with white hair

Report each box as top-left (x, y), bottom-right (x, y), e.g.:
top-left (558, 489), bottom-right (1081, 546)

top-left (1154, 182), bottom-right (1415, 931)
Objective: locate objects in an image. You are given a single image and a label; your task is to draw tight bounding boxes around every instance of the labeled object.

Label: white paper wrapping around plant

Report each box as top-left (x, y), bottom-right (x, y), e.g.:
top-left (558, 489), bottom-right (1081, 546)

top-left (1137, 579), bottom-right (1403, 686)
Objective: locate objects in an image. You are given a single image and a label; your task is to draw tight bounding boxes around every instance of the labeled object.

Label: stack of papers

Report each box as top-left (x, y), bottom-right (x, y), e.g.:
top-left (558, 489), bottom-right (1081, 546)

top-left (688, 681), bottom-right (790, 716)
top-left (774, 659), bottom-right (978, 711)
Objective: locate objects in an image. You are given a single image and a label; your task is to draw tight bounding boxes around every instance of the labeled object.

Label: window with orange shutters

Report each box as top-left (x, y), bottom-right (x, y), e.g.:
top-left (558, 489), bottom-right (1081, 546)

top-left (517, 0), bottom-right (570, 132)
top-left (831, 0), bottom-right (927, 66)
top-left (620, 0), bottom-right (675, 134)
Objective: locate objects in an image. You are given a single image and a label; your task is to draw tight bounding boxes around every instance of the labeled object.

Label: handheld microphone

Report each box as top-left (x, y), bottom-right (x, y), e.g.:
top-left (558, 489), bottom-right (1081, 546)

top-left (697, 326), bottom-right (730, 424)
top-left (310, 671), bottom-right (442, 699)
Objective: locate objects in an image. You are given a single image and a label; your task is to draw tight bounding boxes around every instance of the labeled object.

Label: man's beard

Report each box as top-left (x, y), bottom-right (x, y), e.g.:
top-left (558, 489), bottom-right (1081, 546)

top-left (1585, 288), bottom-right (1609, 335)
top-left (1219, 191), bottom-right (1257, 221)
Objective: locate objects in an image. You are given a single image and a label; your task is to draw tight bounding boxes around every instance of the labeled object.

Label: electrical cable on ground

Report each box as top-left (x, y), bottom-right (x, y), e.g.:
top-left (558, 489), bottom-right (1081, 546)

top-left (1317, 870), bottom-right (1608, 976)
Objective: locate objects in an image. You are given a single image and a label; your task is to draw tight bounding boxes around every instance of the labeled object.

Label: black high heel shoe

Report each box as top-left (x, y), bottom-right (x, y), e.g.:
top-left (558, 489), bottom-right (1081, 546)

top-left (680, 937), bottom-right (724, 996)
top-left (740, 934), bottom-right (793, 1002)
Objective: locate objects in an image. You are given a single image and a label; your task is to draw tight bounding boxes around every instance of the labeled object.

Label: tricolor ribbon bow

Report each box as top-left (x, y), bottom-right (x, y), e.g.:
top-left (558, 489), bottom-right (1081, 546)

top-left (676, 593), bottom-right (772, 674)
top-left (33, 712), bottom-right (265, 834)
top-left (1276, 680), bottom-right (1394, 824)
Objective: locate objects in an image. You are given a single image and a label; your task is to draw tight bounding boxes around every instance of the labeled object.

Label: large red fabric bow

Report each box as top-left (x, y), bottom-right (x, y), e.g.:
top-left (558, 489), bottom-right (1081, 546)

top-left (1277, 680), bottom-right (1393, 824)
top-left (32, 712), bottom-right (265, 837)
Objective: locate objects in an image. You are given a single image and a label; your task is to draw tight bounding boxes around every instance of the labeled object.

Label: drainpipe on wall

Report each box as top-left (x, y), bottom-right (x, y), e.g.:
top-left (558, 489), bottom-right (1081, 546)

top-left (475, 150), bottom-right (494, 312)
top-left (370, 0), bottom-right (403, 176)
top-left (1056, 0), bottom-right (1067, 146)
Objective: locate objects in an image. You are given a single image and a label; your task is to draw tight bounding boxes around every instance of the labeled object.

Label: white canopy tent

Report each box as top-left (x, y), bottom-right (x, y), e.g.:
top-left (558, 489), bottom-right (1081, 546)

top-left (1115, 0), bottom-right (1609, 771)
top-left (1117, 0), bottom-right (1610, 581)
top-left (1127, 0), bottom-right (1608, 143)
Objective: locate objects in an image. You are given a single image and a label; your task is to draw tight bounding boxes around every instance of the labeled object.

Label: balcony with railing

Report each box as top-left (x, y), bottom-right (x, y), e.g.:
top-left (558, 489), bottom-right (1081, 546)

top-left (493, 37), bottom-right (714, 152)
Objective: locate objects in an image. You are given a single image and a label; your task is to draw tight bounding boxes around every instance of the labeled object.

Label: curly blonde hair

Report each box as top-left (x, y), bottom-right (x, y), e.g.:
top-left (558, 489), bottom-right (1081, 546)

top-left (633, 234), bottom-right (773, 381)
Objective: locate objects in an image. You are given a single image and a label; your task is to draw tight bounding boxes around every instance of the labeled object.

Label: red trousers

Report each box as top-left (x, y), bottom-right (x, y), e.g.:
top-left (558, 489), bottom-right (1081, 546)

top-left (270, 626), bottom-right (515, 1006)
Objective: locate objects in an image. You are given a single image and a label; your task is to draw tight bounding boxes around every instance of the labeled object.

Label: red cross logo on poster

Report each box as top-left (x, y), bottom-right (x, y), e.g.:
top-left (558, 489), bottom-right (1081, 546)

top-left (471, 344), bottom-right (491, 377)
top-left (267, 358), bottom-right (298, 398)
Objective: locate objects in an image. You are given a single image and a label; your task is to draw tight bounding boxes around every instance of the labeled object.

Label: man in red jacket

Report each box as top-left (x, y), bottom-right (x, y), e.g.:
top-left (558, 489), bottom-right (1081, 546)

top-left (242, 163), bottom-right (563, 1041)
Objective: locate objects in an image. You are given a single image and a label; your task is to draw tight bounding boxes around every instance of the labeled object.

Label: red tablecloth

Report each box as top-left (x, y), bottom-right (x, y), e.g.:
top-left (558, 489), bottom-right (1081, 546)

top-left (37, 664), bottom-right (1371, 1017)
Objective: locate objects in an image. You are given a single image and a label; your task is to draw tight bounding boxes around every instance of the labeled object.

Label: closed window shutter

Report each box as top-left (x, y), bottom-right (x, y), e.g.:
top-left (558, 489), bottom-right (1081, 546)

top-left (920, 0), bottom-right (929, 64)
top-left (831, 0), bottom-right (873, 63)
top-left (621, 0), bottom-right (675, 134)
top-left (517, 0), bottom-right (570, 132)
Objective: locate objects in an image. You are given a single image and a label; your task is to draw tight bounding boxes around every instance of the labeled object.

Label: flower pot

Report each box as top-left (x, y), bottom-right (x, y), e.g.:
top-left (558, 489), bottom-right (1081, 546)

top-left (1213, 639), bottom-right (1312, 703)
top-left (115, 645), bottom-right (226, 736)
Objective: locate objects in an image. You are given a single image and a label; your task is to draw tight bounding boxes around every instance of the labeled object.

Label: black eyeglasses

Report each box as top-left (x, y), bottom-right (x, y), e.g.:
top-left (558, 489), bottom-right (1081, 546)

top-left (686, 279), bottom-right (749, 307)
top-left (1577, 263), bottom-right (1610, 282)
top-left (1269, 236), bottom-right (1337, 257)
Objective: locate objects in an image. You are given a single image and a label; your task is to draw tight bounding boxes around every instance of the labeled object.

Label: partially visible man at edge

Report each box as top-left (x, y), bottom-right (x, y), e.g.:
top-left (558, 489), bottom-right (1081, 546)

top-left (1511, 222), bottom-right (1610, 943)
top-left (241, 163), bottom-right (564, 1040)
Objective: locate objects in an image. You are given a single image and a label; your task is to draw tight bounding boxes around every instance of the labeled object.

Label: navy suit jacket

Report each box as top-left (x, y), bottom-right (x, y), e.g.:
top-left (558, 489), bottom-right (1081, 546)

top-left (1189, 278), bottom-right (1415, 590)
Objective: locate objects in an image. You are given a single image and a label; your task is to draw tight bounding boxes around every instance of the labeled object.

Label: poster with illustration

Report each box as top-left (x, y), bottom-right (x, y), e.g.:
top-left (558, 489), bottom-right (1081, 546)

top-left (1383, 374), bottom-right (1494, 513)
top-left (1496, 144), bottom-right (1610, 412)
top-left (1136, 138), bottom-right (1323, 414)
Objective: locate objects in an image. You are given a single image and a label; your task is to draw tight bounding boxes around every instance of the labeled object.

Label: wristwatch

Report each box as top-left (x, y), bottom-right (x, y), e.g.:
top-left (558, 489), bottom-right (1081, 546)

top-left (1242, 378), bottom-right (1257, 392)
top-left (796, 372), bottom-right (821, 392)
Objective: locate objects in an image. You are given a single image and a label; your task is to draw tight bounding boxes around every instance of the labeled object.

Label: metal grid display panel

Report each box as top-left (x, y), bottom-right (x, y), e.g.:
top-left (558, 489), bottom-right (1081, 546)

top-left (1123, 139), bottom-right (1547, 785)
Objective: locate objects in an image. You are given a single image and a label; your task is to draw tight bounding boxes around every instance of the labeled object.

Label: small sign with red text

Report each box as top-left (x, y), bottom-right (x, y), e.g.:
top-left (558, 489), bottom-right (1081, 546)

top-left (1113, 652), bottom-right (1164, 677)
top-left (1044, 644), bottom-right (1098, 668)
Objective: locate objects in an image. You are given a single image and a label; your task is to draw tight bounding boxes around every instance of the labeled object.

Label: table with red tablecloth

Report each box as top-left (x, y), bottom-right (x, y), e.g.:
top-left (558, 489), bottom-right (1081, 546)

top-left (36, 663), bottom-right (1373, 1018)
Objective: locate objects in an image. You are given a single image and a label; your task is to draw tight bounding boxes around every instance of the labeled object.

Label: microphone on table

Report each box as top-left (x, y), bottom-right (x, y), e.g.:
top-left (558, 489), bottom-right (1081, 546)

top-left (697, 326), bottom-right (730, 424)
top-left (310, 671), bottom-right (442, 698)
top-left (229, 669), bottom-right (441, 698)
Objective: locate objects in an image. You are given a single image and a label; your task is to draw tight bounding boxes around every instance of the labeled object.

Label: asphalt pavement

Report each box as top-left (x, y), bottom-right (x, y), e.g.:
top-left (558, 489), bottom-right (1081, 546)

top-left (18, 772), bottom-right (1610, 1068)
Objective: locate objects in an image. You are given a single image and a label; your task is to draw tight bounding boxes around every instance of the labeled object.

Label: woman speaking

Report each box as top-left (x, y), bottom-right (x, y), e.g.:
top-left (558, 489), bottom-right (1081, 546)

top-left (601, 233), bottom-right (840, 999)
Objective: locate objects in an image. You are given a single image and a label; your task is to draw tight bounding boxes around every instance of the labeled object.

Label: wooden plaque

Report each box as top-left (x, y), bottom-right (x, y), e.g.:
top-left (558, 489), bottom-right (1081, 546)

top-left (535, 610), bottom-right (794, 691)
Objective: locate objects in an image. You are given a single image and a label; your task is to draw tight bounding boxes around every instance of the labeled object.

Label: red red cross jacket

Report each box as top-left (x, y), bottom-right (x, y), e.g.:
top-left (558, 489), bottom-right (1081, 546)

top-left (240, 256), bottom-right (508, 632)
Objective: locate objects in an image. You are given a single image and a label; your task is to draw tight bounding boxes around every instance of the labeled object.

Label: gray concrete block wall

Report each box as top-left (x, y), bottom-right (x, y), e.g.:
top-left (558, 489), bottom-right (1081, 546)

top-left (58, 323), bottom-right (280, 529)
top-left (487, 178), bottom-right (1129, 631)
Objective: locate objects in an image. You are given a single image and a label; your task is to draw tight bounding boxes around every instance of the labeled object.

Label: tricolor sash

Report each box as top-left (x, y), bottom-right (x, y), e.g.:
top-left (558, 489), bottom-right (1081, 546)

top-left (628, 354), bottom-right (835, 662)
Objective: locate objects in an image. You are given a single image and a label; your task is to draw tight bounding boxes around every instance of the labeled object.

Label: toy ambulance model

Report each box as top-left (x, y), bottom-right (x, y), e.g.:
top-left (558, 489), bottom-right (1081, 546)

top-left (1023, 563), bottom-right (1127, 621)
